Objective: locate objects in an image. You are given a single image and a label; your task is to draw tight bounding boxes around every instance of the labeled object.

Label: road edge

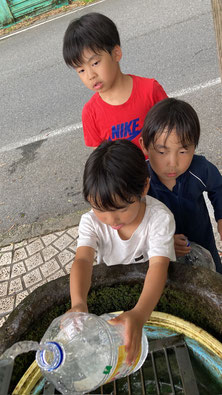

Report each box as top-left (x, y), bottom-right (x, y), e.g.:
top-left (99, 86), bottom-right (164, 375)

top-left (0, 209), bottom-right (88, 247)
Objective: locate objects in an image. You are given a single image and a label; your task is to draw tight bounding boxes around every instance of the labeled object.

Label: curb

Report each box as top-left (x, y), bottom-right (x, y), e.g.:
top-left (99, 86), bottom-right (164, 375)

top-left (0, 209), bottom-right (88, 248)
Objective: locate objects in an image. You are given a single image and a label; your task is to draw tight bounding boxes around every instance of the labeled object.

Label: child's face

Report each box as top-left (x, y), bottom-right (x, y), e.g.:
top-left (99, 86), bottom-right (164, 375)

top-left (92, 199), bottom-right (142, 231)
top-left (141, 130), bottom-right (195, 189)
top-left (89, 184), bottom-right (149, 232)
top-left (74, 46), bottom-right (122, 95)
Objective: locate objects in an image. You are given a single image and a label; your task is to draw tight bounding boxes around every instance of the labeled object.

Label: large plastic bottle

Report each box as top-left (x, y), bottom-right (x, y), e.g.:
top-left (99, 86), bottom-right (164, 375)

top-left (177, 241), bottom-right (216, 271)
top-left (36, 312), bottom-right (148, 394)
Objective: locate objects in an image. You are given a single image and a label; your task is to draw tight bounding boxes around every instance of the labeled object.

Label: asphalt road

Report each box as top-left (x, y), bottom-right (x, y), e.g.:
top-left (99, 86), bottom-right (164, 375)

top-left (0, 0), bottom-right (221, 239)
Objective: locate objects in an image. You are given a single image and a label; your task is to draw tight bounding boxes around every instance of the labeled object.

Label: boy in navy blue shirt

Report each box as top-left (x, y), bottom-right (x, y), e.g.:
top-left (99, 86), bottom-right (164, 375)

top-left (140, 98), bottom-right (222, 274)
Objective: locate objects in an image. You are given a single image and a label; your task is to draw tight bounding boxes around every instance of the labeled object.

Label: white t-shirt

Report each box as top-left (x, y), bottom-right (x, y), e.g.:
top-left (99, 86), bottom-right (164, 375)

top-left (77, 196), bottom-right (176, 265)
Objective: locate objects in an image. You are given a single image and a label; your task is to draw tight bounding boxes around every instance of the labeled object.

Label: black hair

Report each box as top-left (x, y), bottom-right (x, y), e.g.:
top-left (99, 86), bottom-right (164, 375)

top-left (63, 12), bottom-right (120, 68)
top-left (142, 98), bottom-right (200, 149)
top-left (83, 139), bottom-right (149, 211)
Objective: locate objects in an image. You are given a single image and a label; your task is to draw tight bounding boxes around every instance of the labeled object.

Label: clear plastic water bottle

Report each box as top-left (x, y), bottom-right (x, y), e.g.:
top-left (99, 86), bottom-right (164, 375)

top-left (36, 312), bottom-right (148, 394)
top-left (177, 241), bottom-right (216, 271)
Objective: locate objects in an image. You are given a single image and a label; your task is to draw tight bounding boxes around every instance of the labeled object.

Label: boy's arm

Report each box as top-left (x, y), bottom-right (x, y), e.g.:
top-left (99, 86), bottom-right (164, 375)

top-left (82, 103), bottom-right (102, 148)
top-left (133, 256), bottom-right (169, 320)
top-left (152, 79), bottom-right (168, 102)
top-left (69, 246), bottom-right (95, 313)
top-left (110, 256), bottom-right (169, 364)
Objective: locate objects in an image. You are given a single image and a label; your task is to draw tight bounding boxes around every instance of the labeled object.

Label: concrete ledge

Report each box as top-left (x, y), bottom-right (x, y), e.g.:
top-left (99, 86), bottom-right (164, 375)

top-left (0, 209), bottom-right (88, 248)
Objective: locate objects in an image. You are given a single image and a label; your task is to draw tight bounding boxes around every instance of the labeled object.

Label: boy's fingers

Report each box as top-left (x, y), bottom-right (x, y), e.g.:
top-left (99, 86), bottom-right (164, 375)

top-left (176, 239), bottom-right (187, 246)
top-left (125, 337), bottom-right (140, 365)
top-left (176, 246), bottom-right (191, 256)
top-left (108, 316), bottom-right (122, 325)
top-left (175, 237), bottom-right (188, 246)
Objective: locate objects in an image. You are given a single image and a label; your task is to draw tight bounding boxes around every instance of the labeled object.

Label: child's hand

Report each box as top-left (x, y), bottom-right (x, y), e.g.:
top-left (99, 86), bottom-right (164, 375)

top-left (61, 303), bottom-right (88, 330)
top-left (217, 219), bottom-right (222, 241)
top-left (108, 308), bottom-right (145, 365)
top-left (174, 234), bottom-right (191, 256)
top-left (66, 302), bottom-right (88, 314)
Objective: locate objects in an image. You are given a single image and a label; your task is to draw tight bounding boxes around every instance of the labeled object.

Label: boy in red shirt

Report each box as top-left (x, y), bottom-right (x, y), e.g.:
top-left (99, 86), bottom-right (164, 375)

top-left (63, 12), bottom-right (167, 149)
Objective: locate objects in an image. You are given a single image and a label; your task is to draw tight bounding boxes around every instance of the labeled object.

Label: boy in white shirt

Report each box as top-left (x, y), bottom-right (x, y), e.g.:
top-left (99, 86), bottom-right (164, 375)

top-left (69, 139), bottom-right (175, 364)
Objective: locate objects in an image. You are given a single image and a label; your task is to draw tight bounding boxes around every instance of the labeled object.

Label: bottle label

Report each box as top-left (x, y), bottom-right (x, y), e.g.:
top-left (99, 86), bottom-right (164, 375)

top-left (104, 345), bottom-right (141, 383)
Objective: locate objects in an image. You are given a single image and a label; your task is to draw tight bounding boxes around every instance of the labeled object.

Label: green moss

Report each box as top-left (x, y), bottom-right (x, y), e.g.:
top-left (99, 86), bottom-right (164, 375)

top-left (156, 288), bottom-right (222, 342)
top-left (88, 284), bottom-right (142, 315)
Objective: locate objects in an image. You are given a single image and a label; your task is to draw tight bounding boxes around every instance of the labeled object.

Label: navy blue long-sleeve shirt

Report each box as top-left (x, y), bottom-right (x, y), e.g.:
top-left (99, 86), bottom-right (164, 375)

top-left (147, 155), bottom-right (222, 273)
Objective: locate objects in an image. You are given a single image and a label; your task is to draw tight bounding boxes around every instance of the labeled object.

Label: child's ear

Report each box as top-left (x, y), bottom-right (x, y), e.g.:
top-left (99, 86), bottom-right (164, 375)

top-left (112, 45), bottom-right (122, 62)
top-left (139, 137), bottom-right (149, 156)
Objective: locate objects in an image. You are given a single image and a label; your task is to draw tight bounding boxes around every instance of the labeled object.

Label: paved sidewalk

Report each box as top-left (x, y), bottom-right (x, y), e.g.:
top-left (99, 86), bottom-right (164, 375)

top-left (0, 225), bottom-right (80, 327)
top-left (0, 197), bottom-right (222, 328)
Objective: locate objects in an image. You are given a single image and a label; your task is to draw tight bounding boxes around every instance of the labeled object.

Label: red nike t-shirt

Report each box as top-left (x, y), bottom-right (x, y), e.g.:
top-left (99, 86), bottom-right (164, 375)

top-left (82, 75), bottom-right (167, 150)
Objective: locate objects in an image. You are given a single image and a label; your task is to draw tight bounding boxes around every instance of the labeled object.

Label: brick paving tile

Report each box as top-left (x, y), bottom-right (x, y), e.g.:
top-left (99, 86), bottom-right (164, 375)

top-left (42, 245), bottom-right (59, 261)
top-left (53, 234), bottom-right (73, 251)
top-left (41, 234), bottom-right (58, 246)
top-left (0, 282), bottom-right (8, 297)
top-left (64, 261), bottom-right (72, 274)
top-left (0, 266), bottom-right (11, 281)
top-left (40, 258), bottom-right (60, 278)
top-left (11, 262), bottom-right (26, 278)
top-left (12, 247), bottom-right (27, 263)
top-left (67, 227), bottom-right (79, 239)
top-left (46, 269), bottom-right (66, 282)
top-left (0, 251), bottom-right (12, 266)
top-left (23, 268), bottom-right (43, 288)
top-left (57, 250), bottom-right (75, 266)
top-left (25, 253), bottom-right (43, 271)
top-left (0, 296), bottom-right (14, 314)
top-left (8, 278), bottom-right (23, 295)
top-left (55, 231), bottom-right (65, 236)
top-left (67, 240), bottom-right (78, 253)
top-left (26, 239), bottom-right (44, 256)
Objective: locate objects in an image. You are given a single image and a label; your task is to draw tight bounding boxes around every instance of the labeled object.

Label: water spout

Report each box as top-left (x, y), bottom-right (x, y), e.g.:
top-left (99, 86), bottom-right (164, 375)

top-left (0, 340), bottom-right (39, 361)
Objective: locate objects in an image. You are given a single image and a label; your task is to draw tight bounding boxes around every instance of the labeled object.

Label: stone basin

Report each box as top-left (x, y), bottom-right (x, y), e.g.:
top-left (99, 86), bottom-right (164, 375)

top-left (0, 261), bottom-right (222, 393)
top-left (1, 261), bottom-right (222, 354)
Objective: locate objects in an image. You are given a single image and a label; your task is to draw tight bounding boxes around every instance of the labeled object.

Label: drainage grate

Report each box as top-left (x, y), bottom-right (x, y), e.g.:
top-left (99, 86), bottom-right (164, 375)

top-left (40, 334), bottom-right (199, 394)
top-left (0, 334), bottom-right (199, 394)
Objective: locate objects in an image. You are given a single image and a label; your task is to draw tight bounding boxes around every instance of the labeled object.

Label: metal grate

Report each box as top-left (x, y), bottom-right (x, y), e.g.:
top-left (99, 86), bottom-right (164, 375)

top-left (40, 334), bottom-right (199, 394)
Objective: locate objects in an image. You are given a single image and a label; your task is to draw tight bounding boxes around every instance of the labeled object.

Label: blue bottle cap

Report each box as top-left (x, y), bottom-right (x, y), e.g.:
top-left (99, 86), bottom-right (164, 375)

top-left (36, 341), bottom-right (63, 371)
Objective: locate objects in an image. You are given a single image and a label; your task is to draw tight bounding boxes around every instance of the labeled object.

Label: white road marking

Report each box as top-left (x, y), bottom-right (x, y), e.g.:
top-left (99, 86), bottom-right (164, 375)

top-left (168, 77), bottom-right (221, 97)
top-left (0, 77), bottom-right (221, 153)
top-left (0, 123), bottom-right (82, 153)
